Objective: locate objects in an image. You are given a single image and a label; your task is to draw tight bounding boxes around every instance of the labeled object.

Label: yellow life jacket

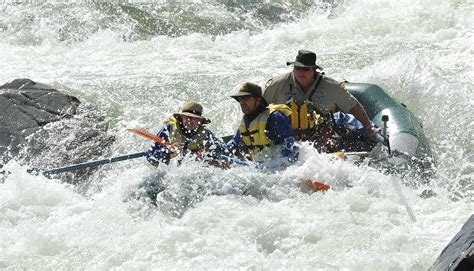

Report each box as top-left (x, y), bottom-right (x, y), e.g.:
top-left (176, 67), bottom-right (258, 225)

top-left (288, 99), bottom-right (326, 130)
top-left (239, 104), bottom-right (292, 159)
top-left (287, 74), bottom-right (327, 135)
top-left (288, 99), bottom-right (339, 149)
top-left (163, 116), bottom-right (210, 157)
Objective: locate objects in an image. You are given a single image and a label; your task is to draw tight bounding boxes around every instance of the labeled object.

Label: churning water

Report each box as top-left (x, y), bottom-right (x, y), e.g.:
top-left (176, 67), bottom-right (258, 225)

top-left (1, 0), bottom-right (473, 269)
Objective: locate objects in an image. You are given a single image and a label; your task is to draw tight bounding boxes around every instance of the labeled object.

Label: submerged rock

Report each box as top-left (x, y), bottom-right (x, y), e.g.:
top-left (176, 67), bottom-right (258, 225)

top-left (0, 78), bottom-right (115, 184)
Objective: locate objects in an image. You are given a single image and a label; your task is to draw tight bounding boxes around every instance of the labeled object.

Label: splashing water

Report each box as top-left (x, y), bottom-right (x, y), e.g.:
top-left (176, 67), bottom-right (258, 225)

top-left (1, 0), bottom-right (473, 269)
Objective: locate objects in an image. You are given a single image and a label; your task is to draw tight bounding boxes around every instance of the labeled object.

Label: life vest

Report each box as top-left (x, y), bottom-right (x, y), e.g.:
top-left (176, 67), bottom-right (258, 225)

top-left (239, 104), bottom-right (292, 159)
top-left (287, 74), bottom-right (339, 151)
top-left (163, 116), bottom-right (210, 157)
top-left (286, 74), bottom-right (323, 135)
top-left (288, 99), bottom-right (327, 130)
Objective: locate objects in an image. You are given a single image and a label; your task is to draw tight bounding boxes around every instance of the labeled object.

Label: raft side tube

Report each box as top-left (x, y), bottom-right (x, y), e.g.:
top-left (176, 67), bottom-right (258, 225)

top-left (346, 83), bottom-right (434, 173)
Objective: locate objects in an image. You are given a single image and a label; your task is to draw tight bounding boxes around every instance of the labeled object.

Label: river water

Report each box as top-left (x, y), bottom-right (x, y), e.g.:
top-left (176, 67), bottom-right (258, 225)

top-left (1, 0), bottom-right (473, 269)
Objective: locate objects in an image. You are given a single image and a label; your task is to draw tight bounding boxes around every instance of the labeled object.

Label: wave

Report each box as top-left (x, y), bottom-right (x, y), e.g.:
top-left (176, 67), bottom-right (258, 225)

top-left (0, 0), bottom-right (342, 45)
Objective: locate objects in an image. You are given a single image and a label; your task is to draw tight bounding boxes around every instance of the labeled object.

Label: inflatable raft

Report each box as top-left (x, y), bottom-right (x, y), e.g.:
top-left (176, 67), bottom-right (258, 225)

top-left (345, 82), bottom-right (435, 179)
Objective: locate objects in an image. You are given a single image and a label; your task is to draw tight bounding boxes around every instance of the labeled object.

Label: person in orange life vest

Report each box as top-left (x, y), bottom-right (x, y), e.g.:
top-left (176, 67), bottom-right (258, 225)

top-left (146, 101), bottom-right (227, 167)
top-left (226, 82), bottom-right (299, 165)
top-left (263, 49), bottom-right (378, 152)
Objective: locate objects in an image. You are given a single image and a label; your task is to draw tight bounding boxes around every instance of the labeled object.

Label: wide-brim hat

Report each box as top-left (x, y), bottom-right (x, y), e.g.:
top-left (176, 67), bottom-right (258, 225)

top-left (286, 49), bottom-right (323, 70)
top-left (174, 101), bottom-right (211, 124)
top-left (231, 82), bottom-right (268, 105)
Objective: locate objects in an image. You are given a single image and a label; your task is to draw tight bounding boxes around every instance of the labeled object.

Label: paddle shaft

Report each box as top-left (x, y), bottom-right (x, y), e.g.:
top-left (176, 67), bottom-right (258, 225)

top-left (43, 152), bottom-right (146, 176)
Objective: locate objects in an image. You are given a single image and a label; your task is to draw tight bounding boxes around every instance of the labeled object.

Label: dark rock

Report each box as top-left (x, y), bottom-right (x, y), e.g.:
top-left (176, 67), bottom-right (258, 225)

top-left (432, 215), bottom-right (474, 271)
top-left (0, 78), bottom-right (80, 160)
top-left (1, 79), bottom-right (115, 184)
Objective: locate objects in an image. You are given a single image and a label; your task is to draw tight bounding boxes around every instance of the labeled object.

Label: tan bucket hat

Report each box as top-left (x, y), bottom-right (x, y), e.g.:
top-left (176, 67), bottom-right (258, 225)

top-left (174, 101), bottom-right (210, 124)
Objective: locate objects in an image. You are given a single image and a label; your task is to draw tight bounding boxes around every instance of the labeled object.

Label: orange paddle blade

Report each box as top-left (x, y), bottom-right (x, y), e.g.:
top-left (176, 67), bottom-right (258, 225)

top-left (304, 179), bottom-right (331, 192)
top-left (128, 128), bottom-right (174, 146)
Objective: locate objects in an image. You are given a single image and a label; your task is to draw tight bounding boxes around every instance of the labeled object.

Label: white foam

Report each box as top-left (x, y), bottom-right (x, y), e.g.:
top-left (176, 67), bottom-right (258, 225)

top-left (1, 0), bottom-right (472, 269)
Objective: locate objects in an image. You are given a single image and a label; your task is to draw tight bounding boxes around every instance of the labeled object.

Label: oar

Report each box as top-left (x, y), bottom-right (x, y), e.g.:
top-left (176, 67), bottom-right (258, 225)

top-left (42, 152), bottom-right (147, 176)
top-left (41, 129), bottom-right (170, 176)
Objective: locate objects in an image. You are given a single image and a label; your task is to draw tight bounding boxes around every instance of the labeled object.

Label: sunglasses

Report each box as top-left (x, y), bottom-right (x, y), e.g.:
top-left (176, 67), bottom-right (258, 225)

top-left (294, 66), bottom-right (312, 71)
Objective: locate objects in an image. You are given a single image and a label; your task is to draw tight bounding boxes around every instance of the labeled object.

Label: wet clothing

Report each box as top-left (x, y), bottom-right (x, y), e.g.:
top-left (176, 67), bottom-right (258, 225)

top-left (146, 116), bottom-right (226, 166)
top-left (227, 104), bottom-right (299, 164)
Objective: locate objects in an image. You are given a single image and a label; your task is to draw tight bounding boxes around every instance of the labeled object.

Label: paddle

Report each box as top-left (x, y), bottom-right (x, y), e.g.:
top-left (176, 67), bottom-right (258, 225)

top-left (40, 129), bottom-right (166, 176)
top-left (41, 128), bottom-right (200, 176)
top-left (42, 151), bottom-right (147, 176)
